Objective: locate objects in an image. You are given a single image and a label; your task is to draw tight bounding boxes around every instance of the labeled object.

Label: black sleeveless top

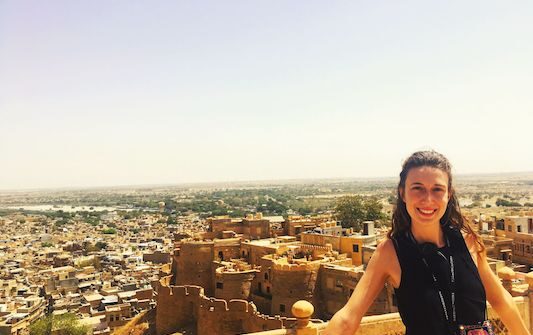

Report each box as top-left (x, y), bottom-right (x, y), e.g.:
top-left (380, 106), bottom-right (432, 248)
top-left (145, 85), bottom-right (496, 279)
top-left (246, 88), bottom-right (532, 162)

top-left (391, 225), bottom-right (487, 335)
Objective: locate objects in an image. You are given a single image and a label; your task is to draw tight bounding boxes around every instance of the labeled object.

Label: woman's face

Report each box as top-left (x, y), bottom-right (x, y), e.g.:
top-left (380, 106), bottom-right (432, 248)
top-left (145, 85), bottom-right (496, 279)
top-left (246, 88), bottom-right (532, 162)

top-left (401, 166), bottom-right (451, 227)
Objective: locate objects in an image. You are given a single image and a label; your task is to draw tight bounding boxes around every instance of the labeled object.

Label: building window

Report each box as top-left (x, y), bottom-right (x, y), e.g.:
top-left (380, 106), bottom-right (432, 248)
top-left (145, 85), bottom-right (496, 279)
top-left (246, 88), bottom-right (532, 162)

top-left (280, 304), bottom-right (285, 313)
top-left (258, 282), bottom-right (262, 292)
top-left (266, 286), bottom-right (270, 294)
top-left (517, 226), bottom-right (522, 233)
top-left (352, 244), bottom-right (359, 253)
top-left (508, 225), bottom-right (512, 232)
top-left (264, 272), bottom-right (269, 280)
top-left (216, 282), bottom-right (223, 289)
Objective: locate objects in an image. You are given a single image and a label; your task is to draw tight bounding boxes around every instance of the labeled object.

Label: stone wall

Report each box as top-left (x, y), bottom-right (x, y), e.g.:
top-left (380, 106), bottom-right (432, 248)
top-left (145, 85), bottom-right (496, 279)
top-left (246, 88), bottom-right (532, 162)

top-left (155, 279), bottom-right (297, 335)
top-left (271, 262), bottom-right (321, 317)
top-left (317, 264), bottom-right (396, 320)
top-left (245, 295), bottom-right (531, 335)
top-left (156, 284), bottom-right (202, 335)
top-left (174, 241), bottom-right (215, 295)
top-left (215, 268), bottom-right (258, 301)
top-left (243, 219), bottom-right (271, 240)
top-left (143, 251), bottom-right (170, 264)
top-left (213, 239), bottom-right (241, 262)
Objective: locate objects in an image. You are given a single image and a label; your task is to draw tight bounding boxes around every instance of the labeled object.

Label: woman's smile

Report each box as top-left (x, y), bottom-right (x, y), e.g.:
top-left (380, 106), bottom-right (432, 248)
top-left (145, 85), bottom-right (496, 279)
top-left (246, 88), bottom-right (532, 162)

top-left (416, 207), bottom-right (437, 217)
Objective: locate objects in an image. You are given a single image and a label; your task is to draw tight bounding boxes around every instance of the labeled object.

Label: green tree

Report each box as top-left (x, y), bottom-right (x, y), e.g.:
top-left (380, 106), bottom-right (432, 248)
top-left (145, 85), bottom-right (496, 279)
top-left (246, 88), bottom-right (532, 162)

top-left (335, 195), bottom-right (366, 230)
top-left (364, 197), bottom-right (385, 221)
top-left (95, 241), bottom-right (107, 250)
top-left (335, 195), bottom-right (384, 231)
top-left (102, 228), bottom-right (117, 234)
top-left (30, 313), bottom-right (89, 335)
top-left (496, 198), bottom-right (522, 207)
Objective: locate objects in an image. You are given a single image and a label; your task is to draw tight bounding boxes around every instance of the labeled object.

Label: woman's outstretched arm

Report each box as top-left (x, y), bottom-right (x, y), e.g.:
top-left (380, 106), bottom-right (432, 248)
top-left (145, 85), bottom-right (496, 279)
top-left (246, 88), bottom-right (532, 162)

top-left (467, 235), bottom-right (531, 335)
top-left (322, 239), bottom-right (399, 335)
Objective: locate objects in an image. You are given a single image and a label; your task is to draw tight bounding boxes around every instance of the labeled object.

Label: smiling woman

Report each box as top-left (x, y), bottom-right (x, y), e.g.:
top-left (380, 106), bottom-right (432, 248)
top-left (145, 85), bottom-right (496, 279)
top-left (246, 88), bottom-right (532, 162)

top-left (323, 150), bottom-right (531, 335)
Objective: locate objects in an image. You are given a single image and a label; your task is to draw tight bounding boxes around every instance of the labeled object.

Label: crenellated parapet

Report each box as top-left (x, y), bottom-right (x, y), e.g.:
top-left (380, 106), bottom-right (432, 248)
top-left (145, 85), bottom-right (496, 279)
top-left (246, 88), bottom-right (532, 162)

top-left (156, 279), bottom-right (301, 335)
top-left (270, 257), bottom-right (322, 317)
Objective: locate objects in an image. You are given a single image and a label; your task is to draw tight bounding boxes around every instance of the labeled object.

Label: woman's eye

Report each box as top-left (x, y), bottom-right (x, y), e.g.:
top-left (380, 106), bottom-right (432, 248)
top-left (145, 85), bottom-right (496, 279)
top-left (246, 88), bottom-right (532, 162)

top-left (433, 188), bottom-right (444, 193)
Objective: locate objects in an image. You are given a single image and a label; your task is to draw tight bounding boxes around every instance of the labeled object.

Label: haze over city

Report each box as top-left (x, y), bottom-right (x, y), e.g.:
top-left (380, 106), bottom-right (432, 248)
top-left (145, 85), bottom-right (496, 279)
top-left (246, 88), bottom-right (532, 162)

top-left (1, 1), bottom-right (533, 190)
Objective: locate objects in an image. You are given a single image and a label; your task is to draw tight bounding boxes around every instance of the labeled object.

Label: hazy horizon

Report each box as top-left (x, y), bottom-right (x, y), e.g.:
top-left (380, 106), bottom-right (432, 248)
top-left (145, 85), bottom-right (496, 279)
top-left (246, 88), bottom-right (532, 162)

top-left (2, 1), bottom-right (533, 190)
top-left (1, 170), bottom-right (532, 193)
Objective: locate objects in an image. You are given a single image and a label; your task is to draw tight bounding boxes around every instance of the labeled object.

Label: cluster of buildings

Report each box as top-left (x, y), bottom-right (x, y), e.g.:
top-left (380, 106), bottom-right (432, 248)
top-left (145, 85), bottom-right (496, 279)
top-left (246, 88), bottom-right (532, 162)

top-left (156, 213), bottom-right (395, 335)
top-left (2, 206), bottom-right (533, 335)
top-left (480, 212), bottom-right (533, 271)
top-left (0, 211), bottom-right (185, 335)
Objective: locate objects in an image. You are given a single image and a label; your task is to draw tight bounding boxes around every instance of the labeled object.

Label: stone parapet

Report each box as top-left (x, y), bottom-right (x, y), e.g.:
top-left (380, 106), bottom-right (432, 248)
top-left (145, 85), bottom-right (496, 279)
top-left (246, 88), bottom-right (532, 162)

top-left (246, 295), bottom-right (531, 335)
top-left (156, 279), bottom-right (301, 335)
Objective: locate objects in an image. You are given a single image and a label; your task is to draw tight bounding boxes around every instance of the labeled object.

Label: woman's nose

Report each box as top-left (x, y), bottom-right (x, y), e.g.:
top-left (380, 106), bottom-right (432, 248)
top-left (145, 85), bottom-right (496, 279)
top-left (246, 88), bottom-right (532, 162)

top-left (421, 190), bottom-right (433, 202)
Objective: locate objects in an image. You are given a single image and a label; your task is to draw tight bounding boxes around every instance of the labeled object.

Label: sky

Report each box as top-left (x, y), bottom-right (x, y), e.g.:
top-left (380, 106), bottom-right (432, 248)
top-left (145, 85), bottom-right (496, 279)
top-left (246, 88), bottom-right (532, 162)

top-left (1, 1), bottom-right (532, 190)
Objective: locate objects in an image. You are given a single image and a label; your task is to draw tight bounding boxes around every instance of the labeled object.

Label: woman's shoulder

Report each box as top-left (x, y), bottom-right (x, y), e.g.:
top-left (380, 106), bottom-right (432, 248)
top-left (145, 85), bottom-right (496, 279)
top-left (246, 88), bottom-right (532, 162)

top-left (375, 238), bottom-right (399, 261)
top-left (459, 230), bottom-right (485, 267)
top-left (377, 237), bottom-right (395, 251)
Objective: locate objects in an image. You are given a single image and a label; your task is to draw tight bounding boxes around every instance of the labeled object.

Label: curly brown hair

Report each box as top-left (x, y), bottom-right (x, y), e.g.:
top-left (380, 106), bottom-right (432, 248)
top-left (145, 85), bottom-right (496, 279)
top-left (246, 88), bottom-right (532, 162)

top-left (387, 150), bottom-right (484, 253)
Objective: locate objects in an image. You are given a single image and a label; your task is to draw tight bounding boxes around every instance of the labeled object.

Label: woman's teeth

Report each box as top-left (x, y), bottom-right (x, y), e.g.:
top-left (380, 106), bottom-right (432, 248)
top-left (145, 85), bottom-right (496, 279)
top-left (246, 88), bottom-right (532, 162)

top-left (418, 208), bottom-right (435, 214)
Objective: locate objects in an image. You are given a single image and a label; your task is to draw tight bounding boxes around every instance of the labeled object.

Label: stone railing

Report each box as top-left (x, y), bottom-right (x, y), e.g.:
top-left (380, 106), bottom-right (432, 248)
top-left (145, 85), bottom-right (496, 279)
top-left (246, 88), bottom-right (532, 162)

top-left (246, 267), bottom-right (533, 335)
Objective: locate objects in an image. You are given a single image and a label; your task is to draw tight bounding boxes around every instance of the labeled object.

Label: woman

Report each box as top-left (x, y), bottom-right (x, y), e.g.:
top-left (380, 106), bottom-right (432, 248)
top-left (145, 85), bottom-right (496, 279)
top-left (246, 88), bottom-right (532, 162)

top-left (324, 150), bottom-right (530, 335)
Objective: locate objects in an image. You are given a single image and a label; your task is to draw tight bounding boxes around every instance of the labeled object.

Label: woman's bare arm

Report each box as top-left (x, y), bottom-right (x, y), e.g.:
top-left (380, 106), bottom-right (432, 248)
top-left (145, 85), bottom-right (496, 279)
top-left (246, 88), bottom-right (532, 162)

top-left (465, 234), bottom-right (531, 335)
top-left (322, 239), bottom-right (399, 335)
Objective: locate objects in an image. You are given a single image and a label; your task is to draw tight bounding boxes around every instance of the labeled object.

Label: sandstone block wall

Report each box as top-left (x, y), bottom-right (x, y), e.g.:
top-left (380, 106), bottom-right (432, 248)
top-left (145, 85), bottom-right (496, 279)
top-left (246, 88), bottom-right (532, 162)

top-left (155, 281), bottom-right (294, 335)
top-left (215, 269), bottom-right (257, 301)
top-left (271, 262), bottom-right (321, 317)
top-left (156, 285), bottom-right (202, 335)
top-left (143, 251), bottom-right (171, 264)
top-left (213, 242), bottom-right (241, 262)
top-left (174, 242), bottom-right (214, 295)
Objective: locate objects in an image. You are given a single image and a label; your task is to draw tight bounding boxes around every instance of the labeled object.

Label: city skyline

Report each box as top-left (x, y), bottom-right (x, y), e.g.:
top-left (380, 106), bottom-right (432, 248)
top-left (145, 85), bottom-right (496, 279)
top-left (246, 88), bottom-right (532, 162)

top-left (1, 1), bottom-right (533, 190)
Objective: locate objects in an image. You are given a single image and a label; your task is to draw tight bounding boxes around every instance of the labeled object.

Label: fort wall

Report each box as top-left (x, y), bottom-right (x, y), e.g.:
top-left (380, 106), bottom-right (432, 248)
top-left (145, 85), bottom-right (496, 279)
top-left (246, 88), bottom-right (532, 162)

top-left (213, 238), bottom-right (241, 261)
top-left (156, 284), bottom-right (203, 335)
top-left (174, 241), bottom-right (215, 295)
top-left (215, 268), bottom-right (258, 301)
top-left (271, 261), bottom-right (321, 317)
top-left (243, 219), bottom-right (271, 240)
top-left (250, 257), bottom-right (275, 314)
top-left (155, 279), bottom-right (295, 335)
top-left (301, 234), bottom-right (340, 251)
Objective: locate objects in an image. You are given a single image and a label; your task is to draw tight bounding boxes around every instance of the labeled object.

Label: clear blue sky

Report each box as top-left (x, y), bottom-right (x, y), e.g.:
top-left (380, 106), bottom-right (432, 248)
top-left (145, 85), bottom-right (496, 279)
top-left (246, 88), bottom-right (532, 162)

top-left (1, 1), bottom-right (532, 190)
